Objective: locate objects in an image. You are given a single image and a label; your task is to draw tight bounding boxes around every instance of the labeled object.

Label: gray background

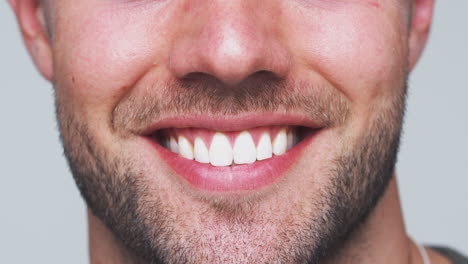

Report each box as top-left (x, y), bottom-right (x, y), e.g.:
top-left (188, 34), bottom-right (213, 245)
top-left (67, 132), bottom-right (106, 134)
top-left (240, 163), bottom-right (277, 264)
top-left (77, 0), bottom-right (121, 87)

top-left (1, 1), bottom-right (466, 263)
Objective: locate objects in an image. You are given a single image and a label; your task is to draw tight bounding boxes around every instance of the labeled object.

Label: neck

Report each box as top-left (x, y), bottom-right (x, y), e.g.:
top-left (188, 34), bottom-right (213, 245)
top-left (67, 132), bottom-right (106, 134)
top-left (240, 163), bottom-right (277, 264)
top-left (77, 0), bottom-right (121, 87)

top-left (323, 175), bottom-right (418, 264)
top-left (88, 175), bottom-right (424, 264)
top-left (88, 210), bottom-right (145, 264)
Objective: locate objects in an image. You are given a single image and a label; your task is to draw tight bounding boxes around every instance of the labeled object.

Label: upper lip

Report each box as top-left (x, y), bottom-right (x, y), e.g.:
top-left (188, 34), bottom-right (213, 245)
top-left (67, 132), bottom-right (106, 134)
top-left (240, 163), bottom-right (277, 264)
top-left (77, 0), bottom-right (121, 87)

top-left (140, 113), bottom-right (324, 135)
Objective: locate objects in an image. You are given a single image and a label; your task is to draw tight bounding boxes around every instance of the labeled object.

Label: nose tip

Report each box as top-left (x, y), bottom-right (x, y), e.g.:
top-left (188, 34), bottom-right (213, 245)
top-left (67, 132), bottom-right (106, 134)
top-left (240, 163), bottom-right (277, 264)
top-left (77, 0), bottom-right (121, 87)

top-left (193, 27), bottom-right (268, 85)
top-left (169, 4), bottom-right (290, 86)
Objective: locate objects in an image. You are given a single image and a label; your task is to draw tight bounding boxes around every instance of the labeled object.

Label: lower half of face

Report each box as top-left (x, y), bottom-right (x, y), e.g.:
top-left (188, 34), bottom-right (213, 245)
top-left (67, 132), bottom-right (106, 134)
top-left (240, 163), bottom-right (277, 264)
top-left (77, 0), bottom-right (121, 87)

top-left (51, 1), bottom-right (410, 263)
top-left (57, 77), bottom-right (406, 264)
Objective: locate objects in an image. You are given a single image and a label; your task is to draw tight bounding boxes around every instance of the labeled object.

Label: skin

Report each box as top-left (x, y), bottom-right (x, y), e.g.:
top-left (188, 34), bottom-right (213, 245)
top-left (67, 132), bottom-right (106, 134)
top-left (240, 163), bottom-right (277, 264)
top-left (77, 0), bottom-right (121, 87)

top-left (9, 0), bottom-right (450, 263)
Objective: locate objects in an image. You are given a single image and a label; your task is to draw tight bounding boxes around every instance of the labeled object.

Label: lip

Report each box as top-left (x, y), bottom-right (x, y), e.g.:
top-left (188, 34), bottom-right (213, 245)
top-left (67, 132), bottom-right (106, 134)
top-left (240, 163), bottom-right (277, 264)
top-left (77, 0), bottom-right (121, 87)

top-left (140, 113), bottom-right (323, 134)
top-left (142, 113), bottom-right (322, 192)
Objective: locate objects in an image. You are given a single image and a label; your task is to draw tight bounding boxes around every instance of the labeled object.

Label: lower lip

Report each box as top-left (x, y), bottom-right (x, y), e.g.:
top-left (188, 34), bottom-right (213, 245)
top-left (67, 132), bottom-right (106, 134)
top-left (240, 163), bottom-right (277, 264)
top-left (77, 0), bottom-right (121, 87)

top-left (145, 132), bottom-right (317, 192)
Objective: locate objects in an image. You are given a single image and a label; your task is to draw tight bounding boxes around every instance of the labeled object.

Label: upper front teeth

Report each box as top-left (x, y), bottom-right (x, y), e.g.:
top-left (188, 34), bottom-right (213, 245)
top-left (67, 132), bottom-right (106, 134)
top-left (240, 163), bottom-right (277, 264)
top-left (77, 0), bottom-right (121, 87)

top-left (210, 133), bottom-right (233, 166)
top-left (165, 128), bottom-right (297, 167)
top-left (233, 131), bottom-right (257, 165)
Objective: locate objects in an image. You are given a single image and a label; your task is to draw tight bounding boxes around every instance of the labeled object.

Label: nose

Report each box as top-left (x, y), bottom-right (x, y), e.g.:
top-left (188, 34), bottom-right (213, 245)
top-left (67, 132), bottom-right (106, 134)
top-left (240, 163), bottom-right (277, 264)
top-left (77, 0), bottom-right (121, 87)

top-left (169, 1), bottom-right (291, 86)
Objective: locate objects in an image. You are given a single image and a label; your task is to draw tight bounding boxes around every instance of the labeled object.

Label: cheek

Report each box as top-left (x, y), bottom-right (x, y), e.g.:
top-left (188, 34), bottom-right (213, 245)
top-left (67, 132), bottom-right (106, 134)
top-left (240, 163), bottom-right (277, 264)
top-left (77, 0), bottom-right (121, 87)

top-left (287, 5), bottom-right (408, 103)
top-left (53, 4), bottom-right (172, 117)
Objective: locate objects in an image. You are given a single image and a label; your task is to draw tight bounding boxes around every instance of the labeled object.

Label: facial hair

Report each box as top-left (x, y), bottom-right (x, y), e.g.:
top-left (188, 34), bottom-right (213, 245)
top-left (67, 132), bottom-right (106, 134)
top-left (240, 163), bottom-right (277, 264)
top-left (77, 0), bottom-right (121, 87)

top-left (56, 74), bottom-right (406, 264)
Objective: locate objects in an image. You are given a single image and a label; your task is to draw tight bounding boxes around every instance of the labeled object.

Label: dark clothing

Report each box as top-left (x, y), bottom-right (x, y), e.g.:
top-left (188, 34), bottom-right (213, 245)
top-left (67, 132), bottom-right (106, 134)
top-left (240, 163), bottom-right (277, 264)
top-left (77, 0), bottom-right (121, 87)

top-left (432, 246), bottom-right (468, 264)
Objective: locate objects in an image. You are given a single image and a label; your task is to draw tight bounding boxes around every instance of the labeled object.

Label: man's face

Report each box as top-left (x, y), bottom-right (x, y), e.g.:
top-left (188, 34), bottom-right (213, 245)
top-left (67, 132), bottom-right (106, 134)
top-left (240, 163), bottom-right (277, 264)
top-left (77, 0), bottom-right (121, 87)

top-left (34, 0), bottom-right (417, 263)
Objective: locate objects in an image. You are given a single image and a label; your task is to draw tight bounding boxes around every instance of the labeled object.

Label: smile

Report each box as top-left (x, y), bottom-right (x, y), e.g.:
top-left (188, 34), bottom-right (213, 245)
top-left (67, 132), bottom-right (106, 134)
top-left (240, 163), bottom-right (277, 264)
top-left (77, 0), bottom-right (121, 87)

top-left (157, 126), bottom-right (304, 166)
top-left (144, 114), bottom-right (321, 192)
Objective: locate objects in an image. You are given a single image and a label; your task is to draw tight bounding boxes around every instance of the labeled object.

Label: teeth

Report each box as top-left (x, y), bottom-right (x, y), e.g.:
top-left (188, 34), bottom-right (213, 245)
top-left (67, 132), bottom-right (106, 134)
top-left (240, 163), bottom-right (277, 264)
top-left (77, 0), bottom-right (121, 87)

top-left (178, 135), bottom-right (194, 160)
top-left (169, 137), bottom-right (179, 154)
top-left (256, 132), bottom-right (273, 161)
top-left (272, 129), bottom-right (287, 156)
top-left (233, 131), bottom-right (257, 165)
top-left (194, 137), bottom-right (210, 164)
top-left (209, 133), bottom-right (233, 167)
top-left (166, 127), bottom-right (299, 166)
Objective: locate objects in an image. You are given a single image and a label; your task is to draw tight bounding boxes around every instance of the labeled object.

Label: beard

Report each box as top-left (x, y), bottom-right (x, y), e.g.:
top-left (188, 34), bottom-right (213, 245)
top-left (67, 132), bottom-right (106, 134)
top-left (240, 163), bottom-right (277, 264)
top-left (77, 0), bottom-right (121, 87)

top-left (56, 75), bottom-right (406, 264)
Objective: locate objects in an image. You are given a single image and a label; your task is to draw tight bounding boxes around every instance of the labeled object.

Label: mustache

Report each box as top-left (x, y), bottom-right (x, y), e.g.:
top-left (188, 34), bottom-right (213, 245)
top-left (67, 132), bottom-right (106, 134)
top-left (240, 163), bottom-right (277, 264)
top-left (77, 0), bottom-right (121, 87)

top-left (112, 72), bottom-right (350, 132)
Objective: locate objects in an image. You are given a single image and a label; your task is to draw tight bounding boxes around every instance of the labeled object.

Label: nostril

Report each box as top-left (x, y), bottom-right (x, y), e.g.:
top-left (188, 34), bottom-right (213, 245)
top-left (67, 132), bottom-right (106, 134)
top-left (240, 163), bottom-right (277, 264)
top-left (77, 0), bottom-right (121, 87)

top-left (245, 70), bottom-right (283, 83)
top-left (181, 72), bottom-right (218, 83)
top-left (174, 69), bottom-right (287, 103)
top-left (181, 70), bottom-right (281, 85)
top-left (168, 22), bottom-right (291, 87)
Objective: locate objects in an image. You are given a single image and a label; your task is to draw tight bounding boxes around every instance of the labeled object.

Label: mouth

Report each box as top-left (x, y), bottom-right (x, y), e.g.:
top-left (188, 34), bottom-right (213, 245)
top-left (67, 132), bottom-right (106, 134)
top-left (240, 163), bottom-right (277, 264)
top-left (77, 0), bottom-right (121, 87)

top-left (143, 114), bottom-right (321, 192)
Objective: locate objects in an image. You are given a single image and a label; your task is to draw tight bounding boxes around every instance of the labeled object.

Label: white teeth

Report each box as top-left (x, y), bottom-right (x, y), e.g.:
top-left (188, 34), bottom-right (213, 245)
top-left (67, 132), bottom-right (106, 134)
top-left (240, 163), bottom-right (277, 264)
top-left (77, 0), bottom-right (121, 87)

top-left (272, 129), bottom-right (287, 156)
top-left (209, 133), bottom-right (233, 167)
top-left (256, 132), bottom-right (273, 161)
top-left (233, 131), bottom-right (257, 165)
top-left (178, 135), bottom-right (194, 160)
top-left (168, 127), bottom-right (298, 166)
top-left (194, 137), bottom-right (210, 164)
top-left (287, 130), bottom-right (294, 150)
top-left (169, 137), bottom-right (179, 154)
